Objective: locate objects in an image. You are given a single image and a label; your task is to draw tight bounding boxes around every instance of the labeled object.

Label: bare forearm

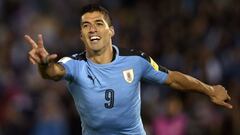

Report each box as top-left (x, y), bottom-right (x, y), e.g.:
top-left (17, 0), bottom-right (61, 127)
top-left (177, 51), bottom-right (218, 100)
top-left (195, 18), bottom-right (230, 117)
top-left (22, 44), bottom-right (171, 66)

top-left (38, 63), bottom-right (65, 81)
top-left (165, 71), bottom-right (213, 96)
top-left (165, 70), bottom-right (232, 109)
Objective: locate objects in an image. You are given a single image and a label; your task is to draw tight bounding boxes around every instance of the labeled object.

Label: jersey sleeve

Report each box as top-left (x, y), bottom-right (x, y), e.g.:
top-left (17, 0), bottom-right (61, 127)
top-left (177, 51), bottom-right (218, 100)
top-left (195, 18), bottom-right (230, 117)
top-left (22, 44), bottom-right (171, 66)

top-left (140, 54), bottom-right (169, 84)
top-left (57, 56), bottom-right (77, 82)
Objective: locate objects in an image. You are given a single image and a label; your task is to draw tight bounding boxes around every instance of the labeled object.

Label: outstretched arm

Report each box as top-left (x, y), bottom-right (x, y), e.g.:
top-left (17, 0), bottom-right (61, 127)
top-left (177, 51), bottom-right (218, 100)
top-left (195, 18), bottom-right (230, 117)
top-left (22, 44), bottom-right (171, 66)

top-left (24, 34), bottom-right (65, 81)
top-left (164, 70), bottom-right (233, 109)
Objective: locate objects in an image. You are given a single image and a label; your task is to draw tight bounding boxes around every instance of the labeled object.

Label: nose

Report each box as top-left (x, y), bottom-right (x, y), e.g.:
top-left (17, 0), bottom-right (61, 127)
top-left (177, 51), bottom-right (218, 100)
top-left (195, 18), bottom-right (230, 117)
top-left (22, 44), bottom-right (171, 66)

top-left (89, 24), bottom-right (97, 33)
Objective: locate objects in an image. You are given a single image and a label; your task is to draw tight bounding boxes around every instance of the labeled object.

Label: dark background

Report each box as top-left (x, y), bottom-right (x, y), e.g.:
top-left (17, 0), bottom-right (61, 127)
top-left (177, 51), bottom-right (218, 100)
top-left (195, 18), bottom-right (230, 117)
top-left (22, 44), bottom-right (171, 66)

top-left (0, 0), bottom-right (239, 135)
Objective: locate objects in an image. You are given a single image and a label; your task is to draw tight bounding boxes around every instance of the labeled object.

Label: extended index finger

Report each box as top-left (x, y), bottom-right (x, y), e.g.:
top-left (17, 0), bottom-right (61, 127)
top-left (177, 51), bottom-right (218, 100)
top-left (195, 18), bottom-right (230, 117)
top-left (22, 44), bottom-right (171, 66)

top-left (37, 34), bottom-right (44, 48)
top-left (222, 102), bottom-right (233, 109)
top-left (24, 35), bottom-right (38, 49)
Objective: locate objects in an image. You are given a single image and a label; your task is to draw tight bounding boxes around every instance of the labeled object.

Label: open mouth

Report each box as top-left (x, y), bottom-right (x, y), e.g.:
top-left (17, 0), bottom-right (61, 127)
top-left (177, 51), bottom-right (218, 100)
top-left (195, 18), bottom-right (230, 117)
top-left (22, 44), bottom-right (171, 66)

top-left (89, 36), bottom-right (101, 42)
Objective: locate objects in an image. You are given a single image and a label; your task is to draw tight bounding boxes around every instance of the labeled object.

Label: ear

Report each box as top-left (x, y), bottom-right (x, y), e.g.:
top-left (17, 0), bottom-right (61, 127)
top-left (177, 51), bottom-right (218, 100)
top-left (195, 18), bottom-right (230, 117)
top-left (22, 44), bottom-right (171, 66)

top-left (109, 26), bottom-right (115, 37)
top-left (80, 31), bottom-right (83, 40)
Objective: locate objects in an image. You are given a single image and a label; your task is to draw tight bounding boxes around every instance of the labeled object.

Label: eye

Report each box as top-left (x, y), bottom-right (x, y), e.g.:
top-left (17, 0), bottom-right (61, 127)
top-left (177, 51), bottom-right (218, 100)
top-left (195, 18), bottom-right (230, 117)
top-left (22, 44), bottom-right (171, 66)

top-left (96, 22), bottom-right (103, 26)
top-left (82, 24), bottom-right (89, 28)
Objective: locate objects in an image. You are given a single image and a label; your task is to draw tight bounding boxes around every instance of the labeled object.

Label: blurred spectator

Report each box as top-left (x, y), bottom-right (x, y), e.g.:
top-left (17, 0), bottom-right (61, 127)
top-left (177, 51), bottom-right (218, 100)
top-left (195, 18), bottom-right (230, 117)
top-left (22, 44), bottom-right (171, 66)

top-left (31, 91), bottom-right (69, 135)
top-left (0, 0), bottom-right (239, 135)
top-left (152, 96), bottom-right (188, 135)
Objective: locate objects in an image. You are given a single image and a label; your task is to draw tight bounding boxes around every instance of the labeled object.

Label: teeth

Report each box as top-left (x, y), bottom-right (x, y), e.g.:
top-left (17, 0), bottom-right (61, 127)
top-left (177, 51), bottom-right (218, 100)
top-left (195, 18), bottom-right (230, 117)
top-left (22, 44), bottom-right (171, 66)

top-left (90, 36), bottom-right (100, 40)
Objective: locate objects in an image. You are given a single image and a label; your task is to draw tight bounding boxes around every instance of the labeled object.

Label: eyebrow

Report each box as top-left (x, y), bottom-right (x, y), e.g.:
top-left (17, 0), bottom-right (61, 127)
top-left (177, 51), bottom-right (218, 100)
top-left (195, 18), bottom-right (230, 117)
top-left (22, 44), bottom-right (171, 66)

top-left (81, 19), bottom-right (104, 25)
top-left (81, 21), bottom-right (90, 25)
top-left (95, 19), bottom-right (104, 23)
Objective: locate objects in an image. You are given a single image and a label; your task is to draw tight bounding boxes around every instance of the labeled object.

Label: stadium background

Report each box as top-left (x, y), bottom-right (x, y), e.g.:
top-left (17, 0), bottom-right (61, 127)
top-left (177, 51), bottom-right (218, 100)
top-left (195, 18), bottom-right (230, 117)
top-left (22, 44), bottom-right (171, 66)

top-left (0, 0), bottom-right (239, 135)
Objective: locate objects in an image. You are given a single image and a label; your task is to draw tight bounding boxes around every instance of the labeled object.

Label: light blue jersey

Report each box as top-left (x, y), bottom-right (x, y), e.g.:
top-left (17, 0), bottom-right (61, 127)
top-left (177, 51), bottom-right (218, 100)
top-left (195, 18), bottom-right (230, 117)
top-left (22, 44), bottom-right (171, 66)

top-left (58, 45), bottom-right (168, 135)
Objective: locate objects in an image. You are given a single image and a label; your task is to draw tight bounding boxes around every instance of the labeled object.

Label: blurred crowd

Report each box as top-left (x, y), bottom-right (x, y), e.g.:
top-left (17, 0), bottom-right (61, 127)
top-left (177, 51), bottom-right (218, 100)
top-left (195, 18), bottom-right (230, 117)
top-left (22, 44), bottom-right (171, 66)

top-left (0, 0), bottom-right (239, 135)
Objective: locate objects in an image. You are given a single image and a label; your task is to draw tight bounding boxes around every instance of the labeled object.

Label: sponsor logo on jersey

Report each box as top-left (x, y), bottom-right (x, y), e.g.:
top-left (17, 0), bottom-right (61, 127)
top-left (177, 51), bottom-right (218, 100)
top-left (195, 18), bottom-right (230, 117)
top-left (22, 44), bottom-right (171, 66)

top-left (150, 57), bottom-right (159, 71)
top-left (123, 69), bottom-right (134, 83)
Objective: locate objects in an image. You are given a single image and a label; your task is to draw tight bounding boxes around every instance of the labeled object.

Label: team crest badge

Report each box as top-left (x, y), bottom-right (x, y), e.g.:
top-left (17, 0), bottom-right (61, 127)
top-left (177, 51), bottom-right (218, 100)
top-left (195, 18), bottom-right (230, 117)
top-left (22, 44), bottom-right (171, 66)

top-left (123, 69), bottom-right (134, 83)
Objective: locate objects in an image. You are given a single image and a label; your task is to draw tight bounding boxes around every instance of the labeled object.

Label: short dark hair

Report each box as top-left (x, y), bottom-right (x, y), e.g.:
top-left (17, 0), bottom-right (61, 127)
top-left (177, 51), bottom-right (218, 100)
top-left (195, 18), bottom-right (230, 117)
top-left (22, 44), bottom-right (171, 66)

top-left (80, 4), bottom-right (113, 26)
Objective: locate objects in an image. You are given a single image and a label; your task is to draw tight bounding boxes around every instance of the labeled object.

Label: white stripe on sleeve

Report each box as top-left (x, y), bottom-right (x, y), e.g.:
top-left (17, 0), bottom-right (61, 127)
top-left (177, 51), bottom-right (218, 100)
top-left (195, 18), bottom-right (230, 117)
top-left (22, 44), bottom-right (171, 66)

top-left (58, 57), bottom-right (72, 64)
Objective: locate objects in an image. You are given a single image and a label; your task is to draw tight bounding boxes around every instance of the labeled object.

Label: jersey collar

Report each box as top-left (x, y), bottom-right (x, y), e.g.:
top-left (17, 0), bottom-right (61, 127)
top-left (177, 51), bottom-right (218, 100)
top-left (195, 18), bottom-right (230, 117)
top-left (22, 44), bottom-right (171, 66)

top-left (86, 45), bottom-right (119, 68)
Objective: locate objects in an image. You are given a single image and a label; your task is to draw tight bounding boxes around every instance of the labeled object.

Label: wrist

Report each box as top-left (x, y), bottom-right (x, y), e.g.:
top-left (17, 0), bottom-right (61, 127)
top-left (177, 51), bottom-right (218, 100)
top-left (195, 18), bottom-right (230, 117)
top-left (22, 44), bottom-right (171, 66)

top-left (206, 85), bottom-right (215, 97)
top-left (38, 63), bottom-right (49, 69)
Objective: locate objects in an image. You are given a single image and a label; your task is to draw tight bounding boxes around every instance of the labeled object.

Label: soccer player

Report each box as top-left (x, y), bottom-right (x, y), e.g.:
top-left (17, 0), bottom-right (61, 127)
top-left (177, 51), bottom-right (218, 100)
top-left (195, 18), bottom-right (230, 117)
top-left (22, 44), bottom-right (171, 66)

top-left (24, 4), bottom-right (232, 135)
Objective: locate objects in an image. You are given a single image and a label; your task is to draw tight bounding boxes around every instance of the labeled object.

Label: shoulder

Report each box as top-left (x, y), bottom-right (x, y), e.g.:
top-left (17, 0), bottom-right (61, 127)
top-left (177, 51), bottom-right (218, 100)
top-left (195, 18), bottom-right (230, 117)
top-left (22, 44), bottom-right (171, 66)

top-left (69, 51), bottom-right (87, 61)
top-left (118, 47), bottom-right (150, 62)
top-left (118, 47), bottom-right (168, 73)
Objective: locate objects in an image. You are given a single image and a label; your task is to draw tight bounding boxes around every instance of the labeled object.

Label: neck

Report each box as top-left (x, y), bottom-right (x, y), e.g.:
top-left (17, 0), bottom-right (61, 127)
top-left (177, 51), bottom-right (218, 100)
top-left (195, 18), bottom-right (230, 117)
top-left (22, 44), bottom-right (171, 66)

top-left (86, 45), bottom-right (114, 64)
